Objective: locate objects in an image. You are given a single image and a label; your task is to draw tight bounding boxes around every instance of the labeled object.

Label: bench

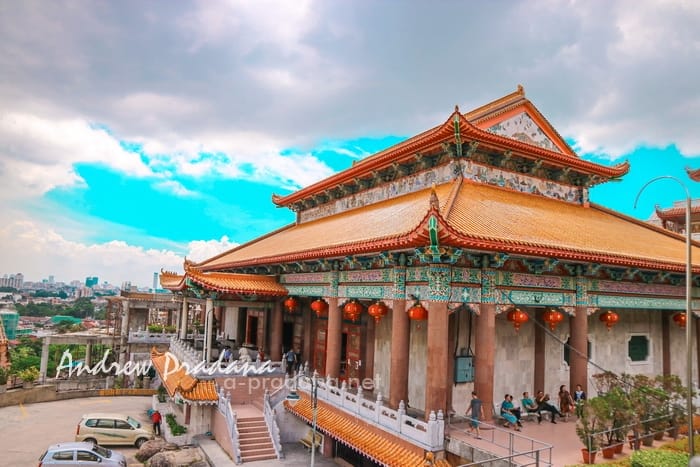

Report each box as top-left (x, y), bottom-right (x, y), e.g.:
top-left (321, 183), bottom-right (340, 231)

top-left (492, 403), bottom-right (507, 426)
top-left (300, 429), bottom-right (322, 451)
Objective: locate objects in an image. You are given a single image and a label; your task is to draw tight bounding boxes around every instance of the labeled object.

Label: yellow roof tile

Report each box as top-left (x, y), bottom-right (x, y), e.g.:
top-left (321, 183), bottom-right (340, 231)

top-left (446, 182), bottom-right (700, 270)
top-left (285, 395), bottom-right (449, 466)
top-left (151, 349), bottom-right (218, 403)
top-left (199, 183), bottom-right (454, 270)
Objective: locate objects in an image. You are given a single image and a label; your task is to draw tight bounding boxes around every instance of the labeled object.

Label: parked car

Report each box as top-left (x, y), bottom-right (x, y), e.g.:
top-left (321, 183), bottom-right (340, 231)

top-left (75, 412), bottom-right (153, 448)
top-left (38, 442), bottom-right (127, 467)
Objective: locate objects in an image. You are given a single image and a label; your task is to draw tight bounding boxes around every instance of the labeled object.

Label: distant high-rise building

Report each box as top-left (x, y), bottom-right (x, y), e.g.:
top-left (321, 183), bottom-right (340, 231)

top-left (153, 272), bottom-right (158, 292)
top-left (85, 276), bottom-right (98, 288)
top-left (0, 273), bottom-right (23, 289)
top-left (48, 275), bottom-right (55, 284)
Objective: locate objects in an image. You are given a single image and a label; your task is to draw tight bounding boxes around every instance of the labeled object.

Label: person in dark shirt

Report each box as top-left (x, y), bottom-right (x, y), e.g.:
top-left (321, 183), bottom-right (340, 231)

top-left (465, 391), bottom-right (485, 439)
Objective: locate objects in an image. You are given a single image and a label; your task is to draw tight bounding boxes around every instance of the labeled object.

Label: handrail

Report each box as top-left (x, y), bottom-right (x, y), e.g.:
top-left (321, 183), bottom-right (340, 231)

top-left (263, 390), bottom-right (284, 459)
top-left (451, 416), bottom-right (553, 467)
top-left (217, 388), bottom-right (242, 464)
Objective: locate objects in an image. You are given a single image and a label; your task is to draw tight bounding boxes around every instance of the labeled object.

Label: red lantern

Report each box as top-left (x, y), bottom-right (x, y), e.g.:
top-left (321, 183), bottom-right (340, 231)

top-left (284, 296), bottom-right (299, 313)
top-left (542, 309), bottom-right (564, 331)
top-left (407, 303), bottom-right (428, 321)
top-left (343, 300), bottom-right (363, 322)
top-left (599, 310), bottom-right (619, 331)
top-left (310, 298), bottom-right (328, 317)
top-left (507, 308), bottom-right (529, 332)
top-left (673, 312), bottom-right (687, 328)
top-left (367, 301), bottom-right (388, 323)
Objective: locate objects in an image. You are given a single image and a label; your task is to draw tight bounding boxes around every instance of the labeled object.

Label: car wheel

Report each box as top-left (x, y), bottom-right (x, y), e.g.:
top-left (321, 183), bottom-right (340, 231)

top-left (84, 437), bottom-right (98, 445)
top-left (135, 437), bottom-right (148, 448)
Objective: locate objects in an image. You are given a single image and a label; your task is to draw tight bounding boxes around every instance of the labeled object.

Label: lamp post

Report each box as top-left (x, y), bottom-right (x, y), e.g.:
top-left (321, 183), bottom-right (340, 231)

top-left (310, 370), bottom-right (318, 467)
top-left (635, 175), bottom-right (693, 455)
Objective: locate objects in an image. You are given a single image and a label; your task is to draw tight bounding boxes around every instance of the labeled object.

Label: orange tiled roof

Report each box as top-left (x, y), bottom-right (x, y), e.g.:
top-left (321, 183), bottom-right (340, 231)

top-left (655, 204), bottom-right (700, 220)
top-left (199, 180), bottom-right (700, 273)
top-left (151, 349), bottom-right (218, 403)
top-left (687, 167), bottom-right (700, 182)
top-left (159, 267), bottom-right (287, 295)
top-left (198, 183), bottom-right (453, 270)
top-left (285, 395), bottom-right (449, 467)
top-left (272, 87), bottom-right (627, 208)
top-left (443, 181), bottom-right (700, 271)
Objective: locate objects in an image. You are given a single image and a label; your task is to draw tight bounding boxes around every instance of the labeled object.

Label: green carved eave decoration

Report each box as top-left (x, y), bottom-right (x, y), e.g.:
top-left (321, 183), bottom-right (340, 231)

top-left (453, 113), bottom-right (463, 158)
top-left (489, 253), bottom-right (510, 269)
top-left (522, 258), bottom-right (559, 274)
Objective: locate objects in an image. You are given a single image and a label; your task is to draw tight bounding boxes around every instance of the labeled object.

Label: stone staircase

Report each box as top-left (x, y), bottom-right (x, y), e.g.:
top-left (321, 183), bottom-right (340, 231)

top-left (237, 414), bottom-right (277, 463)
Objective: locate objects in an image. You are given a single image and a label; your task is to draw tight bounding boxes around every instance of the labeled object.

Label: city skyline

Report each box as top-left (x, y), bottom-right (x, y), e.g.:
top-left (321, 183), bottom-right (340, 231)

top-left (1, 2), bottom-right (700, 287)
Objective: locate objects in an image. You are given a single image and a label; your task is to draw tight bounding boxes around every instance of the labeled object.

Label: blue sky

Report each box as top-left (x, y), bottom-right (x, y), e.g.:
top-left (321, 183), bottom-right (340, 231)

top-left (1, 1), bottom-right (699, 287)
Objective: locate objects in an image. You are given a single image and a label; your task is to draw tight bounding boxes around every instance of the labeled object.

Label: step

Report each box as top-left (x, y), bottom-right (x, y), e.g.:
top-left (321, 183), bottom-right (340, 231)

top-left (239, 429), bottom-right (268, 436)
top-left (239, 435), bottom-right (272, 445)
top-left (241, 450), bottom-right (277, 462)
top-left (239, 440), bottom-right (274, 451)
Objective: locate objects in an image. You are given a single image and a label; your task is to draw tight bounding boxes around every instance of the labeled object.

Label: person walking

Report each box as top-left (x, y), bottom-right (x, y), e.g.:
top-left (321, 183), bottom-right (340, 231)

top-left (151, 410), bottom-right (162, 436)
top-left (465, 391), bottom-right (485, 439)
top-left (285, 348), bottom-right (297, 376)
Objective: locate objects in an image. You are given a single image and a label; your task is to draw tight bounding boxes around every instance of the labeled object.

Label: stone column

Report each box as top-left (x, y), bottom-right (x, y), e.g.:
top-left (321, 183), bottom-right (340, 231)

top-left (204, 298), bottom-right (214, 362)
top-left (39, 337), bottom-right (50, 382)
top-left (662, 311), bottom-right (671, 377)
top-left (85, 342), bottom-right (93, 367)
top-left (695, 315), bottom-right (700, 387)
top-left (389, 299), bottom-right (409, 408)
top-left (534, 308), bottom-right (545, 392)
top-left (475, 302), bottom-right (496, 417)
top-left (179, 296), bottom-right (188, 340)
top-left (325, 297), bottom-right (341, 380)
top-left (569, 306), bottom-right (589, 394)
top-left (303, 306), bottom-right (312, 364)
top-left (270, 300), bottom-right (284, 361)
top-left (425, 301), bottom-right (449, 417)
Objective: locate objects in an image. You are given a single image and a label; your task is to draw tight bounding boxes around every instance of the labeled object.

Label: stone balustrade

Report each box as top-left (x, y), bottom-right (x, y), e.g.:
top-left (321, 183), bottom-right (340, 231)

top-left (128, 330), bottom-right (177, 344)
top-left (296, 375), bottom-right (444, 451)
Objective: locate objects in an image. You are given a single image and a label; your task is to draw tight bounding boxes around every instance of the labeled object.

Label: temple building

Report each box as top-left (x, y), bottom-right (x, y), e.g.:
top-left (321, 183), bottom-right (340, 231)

top-left (155, 86), bottom-right (700, 464)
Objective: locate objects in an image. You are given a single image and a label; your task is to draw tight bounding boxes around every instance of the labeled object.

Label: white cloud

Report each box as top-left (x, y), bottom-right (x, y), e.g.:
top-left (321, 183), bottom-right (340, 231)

top-left (186, 236), bottom-right (239, 263)
top-left (0, 218), bottom-right (183, 287)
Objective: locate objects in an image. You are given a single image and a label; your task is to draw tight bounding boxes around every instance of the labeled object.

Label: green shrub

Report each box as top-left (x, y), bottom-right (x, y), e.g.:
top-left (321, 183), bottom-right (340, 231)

top-left (147, 324), bottom-right (163, 333)
top-left (165, 413), bottom-right (187, 436)
top-left (630, 449), bottom-right (689, 467)
top-left (18, 366), bottom-right (39, 383)
top-left (0, 366), bottom-right (9, 385)
top-left (661, 434), bottom-right (700, 452)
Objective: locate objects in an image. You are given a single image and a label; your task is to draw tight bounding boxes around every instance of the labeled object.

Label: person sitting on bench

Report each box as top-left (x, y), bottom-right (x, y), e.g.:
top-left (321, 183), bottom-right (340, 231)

top-left (536, 390), bottom-right (562, 424)
top-left (521, 391), bottom-right (542, 423)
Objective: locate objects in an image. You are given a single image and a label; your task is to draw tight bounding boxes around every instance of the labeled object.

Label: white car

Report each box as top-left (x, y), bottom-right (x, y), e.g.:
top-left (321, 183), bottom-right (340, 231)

top-left (75, 412), bottom-right (153, 447)
top-left (38, 442), bottom-right (127, 467)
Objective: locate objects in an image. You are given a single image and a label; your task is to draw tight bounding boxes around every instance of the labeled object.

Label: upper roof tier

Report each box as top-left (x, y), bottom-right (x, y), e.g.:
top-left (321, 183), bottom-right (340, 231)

top-left (272, 85), bottom-right (629, 211)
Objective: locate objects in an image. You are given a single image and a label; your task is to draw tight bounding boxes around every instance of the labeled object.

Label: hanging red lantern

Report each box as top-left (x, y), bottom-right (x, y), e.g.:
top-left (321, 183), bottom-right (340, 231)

top-left (542, 308), bottom-right (564, 331)
top-left (310, 298), bottom-right (328, 317)
top-left (284, 296), bottom-right (299, 313)
top-left (673, 312), bottom-right (687, 328)
top-left (407, 303), bottom-right (428, 321)
top-left (506, 308), bottom-right (529, 332)
top-left (599, 310), bottom-right (619, 331)
top-left (343, 300), bottom-right (363, 322)
top-left (367, 301), bottom-right (388, 323)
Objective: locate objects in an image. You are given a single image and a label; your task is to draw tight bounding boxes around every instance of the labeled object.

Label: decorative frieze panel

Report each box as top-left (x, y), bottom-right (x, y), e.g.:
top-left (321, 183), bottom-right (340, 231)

top-left (299, 165), bottom-right (455, 222)
top-left (393, 267), bottom-right (406, 299)
top-left (498, 272), bottom-right (574, 290)
top-left (593, 295), bottom-right (686, 310)
top-left (428, 265), bottom-right (451, 301)
top-left (340, 269), bottom-right (393, 283)
top-left (281, 273), bottom-right (328, 284)
top-left (481, 269), bottom-right (497, 303)
top-left (499, 289), bottom-right (574, 307)
top-left (406, 267), bottom-right (429, 282)
top-left (451, 268), bottom-right (481, 283)
top-left (461, 160), bottom-right (584, 204)
top-left (341, 285), bottom-right (391, 300)
top-left (449, 287), bottom-right (481, 304)
top-left (590, 279), bottom-right (684, 297)
top-left (285, 285), bottom-right (326, 297)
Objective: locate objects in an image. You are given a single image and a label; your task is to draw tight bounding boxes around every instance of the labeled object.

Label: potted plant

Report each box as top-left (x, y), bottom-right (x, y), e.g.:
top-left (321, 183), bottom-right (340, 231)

top-left (576, 400), bottom-right (600, 464)
top-left (157, 384), bottom-right (168, 403)
top-left (656, 374), bottom-right (688, 439)
top-left (18, 367), bottom-right (39, 389)
top-left (0, 366), bottom-right (8, 393)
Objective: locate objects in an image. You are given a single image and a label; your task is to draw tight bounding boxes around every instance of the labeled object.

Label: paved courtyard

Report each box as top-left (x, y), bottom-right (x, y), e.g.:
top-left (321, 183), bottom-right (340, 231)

top-left (0, 394), bottom-right (684, 466)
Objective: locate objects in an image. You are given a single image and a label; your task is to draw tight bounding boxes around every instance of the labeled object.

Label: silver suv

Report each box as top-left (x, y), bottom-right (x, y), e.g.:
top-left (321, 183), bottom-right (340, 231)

top-left (75, 412), bottom-right (153, 447)
top-left (38, 442), bottom-right (127, 467)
